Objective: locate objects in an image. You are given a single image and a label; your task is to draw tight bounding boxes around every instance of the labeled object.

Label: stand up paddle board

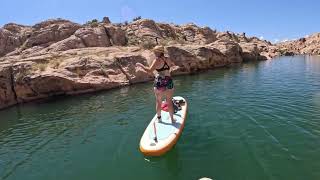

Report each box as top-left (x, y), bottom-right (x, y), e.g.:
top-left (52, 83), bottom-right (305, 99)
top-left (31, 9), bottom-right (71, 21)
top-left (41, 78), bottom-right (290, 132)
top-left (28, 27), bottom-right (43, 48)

top-left (140, 96), bottom-right (187, 156)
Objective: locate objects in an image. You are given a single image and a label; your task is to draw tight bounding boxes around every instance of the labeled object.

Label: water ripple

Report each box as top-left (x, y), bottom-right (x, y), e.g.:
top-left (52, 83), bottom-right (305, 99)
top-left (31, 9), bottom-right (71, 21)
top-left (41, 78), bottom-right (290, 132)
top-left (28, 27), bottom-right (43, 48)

top-left (1, 56), bottom-right (320, 180)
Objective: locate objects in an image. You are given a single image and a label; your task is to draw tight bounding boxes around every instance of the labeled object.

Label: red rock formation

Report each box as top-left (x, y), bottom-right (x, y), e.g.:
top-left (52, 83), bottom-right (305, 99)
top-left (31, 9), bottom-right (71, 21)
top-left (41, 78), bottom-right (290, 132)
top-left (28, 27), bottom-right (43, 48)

top-left (0, 17), bottom-right (281, 110)
top-left (277, 33), bottom-right (320, 55)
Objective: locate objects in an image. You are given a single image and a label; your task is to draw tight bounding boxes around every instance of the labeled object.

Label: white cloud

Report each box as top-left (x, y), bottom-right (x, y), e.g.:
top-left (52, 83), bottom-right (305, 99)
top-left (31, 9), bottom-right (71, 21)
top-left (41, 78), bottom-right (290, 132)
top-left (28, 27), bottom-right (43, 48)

top-left (259, 36), bottom-right (264, 40)
top-left (305, 35), bottom-right (310, 38)
top-left (273, 38), bottom-right (293, 43)
top-left (121, 5), bottom-right (136, 21)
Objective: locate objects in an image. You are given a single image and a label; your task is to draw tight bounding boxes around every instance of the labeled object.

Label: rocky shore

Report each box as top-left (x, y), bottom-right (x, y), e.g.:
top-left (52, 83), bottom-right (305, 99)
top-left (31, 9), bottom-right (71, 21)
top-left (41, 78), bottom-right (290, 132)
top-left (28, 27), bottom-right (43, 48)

top-left (277, 33), bottom-right (320, 55)
top-left (0, 17), bottom-right (318, 110)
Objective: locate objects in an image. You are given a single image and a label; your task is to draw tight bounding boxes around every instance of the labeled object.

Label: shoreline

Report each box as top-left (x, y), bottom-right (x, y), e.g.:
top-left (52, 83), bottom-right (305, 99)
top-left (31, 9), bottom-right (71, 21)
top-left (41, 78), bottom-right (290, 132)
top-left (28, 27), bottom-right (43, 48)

top-left (0, 53), bottom-right (245, 111)
top-left (1, 17), bottom-right (318, 111)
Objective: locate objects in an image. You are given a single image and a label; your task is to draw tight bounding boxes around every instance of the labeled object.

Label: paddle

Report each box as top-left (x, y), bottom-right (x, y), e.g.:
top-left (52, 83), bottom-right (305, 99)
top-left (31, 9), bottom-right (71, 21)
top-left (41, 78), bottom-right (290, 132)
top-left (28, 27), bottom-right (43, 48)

top-left (153, 121), bottom-right (158, 142)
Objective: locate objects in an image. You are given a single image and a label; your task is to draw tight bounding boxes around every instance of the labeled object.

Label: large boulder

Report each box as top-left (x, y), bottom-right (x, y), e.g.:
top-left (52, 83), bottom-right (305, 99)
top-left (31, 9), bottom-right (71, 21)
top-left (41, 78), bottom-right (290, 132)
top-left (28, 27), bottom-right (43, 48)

top-left (209, 40), bottom-right (243, 63)
top-left (3, 23), bottom-right (26, 34)
top-left (104, 25), bottom-right (127, 46)
top-left (3, 23), bottom-right (33, 45)
top-left (239, 42), bottom-right (260, 61)
top-left (125, 19), bottom-right (163, 45)
top-left (277, 33), bottom-right (320, 55)
top-left (7, 51), bottom-right (130, 103)
top-left (0, 47), bottom-right (157, 108)
top-left (24, 19), bottom-right (81, 48)
top-left (125, 19), bottom-right (217, 46)
top-left (0, 17), bottom-right (290, 110)
top-left (157, 23), bottom-right (178, 39)
top-left (45, 35), bottom-right (86, 52)
top-left (166, 45), bottom-right (227, 74)
top-left (102, 17), bottom-right (111, 24)
top-left (216, 31), bottom-right (239, 42)
top-left (179, 24), bottom-right (217, 44)
top-left (115, 53), bottom-right (153, 83)
top-left (75, 26), bottom-right (111, 47)
top-left (134, 19), bottom-right (162, 37)
top-left (0, 29), bottom-right (22, 56)
top-left (0, 64), bottom-right (17, 108)
top-left (200, 26), bottom-right (217, 44)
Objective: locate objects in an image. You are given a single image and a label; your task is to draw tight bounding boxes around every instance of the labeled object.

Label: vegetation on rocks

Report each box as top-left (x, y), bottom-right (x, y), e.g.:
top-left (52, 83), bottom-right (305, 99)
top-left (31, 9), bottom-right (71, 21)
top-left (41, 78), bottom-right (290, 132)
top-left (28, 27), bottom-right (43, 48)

top-left (0, 16), bottom-right (317, 110)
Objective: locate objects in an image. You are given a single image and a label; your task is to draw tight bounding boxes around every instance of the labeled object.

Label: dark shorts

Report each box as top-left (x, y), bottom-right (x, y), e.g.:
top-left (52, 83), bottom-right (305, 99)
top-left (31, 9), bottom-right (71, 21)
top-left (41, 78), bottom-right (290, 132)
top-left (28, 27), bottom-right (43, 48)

top-left (154, 76), bottom-right (174, 91)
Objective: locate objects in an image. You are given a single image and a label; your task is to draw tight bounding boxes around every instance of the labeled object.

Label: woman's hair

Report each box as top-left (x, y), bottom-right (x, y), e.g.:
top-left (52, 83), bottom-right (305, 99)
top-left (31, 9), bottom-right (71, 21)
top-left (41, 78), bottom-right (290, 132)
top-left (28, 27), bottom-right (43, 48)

top-left (153, 45), bottom-right (165, 58)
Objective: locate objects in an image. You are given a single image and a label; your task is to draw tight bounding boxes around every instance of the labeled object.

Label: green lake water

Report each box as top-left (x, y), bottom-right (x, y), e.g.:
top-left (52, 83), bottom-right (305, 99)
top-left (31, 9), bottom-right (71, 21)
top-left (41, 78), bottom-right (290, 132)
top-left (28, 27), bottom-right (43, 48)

top-left (1, 56), bottom-right (320, 180)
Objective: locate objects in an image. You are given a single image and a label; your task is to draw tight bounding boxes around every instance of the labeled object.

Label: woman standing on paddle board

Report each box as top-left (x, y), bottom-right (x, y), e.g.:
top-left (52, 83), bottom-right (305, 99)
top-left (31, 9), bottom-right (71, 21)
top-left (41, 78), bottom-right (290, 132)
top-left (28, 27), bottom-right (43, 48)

top-left (136, 45), bottom-right (176, 123)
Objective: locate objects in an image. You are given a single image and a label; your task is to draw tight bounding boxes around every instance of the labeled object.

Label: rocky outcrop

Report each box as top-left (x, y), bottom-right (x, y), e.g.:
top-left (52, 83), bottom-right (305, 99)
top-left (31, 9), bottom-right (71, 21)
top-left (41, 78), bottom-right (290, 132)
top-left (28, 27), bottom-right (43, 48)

top-left (178, 23), bottom-right (217, 44)
top-left (277, 33), bottom-right (320, 55)
top-left (0, 28), bottom-right (23, 56)
top-left (239, 42), bottom-right (273, 61)
top-left (166, 45), bottom-right (227, 75)
top-left (25, 19), bottom-right (81, 48)
top-left (45, 35), bottom-right (86, 52)
top-left (0, 43), bottom-right (242, 109)
top-left (0, 17), bottom-right (281, 110)
top-left (239, 42), bottom-right (259, 61)
top-left (123, 19), bottom-right (218, 46)
top-left (116, 53), bottom-right (153, 83)
top-left (102, 17), bottom-right (111, 24)
top-left (0, 47), bottom-right (148, 106)
top-left (0, 64), bottom-right (17, 109)
top-left (74, 26), bottom-right (111, 47)
top-left (3, 23), bottom-right (33, 44)
top-left (209, 40), bottom-right (243, 63)
top-left (0, 17), bottom-right (277, 59)
top-left (124, 19), bottom-right (163, 45)
top-left (104, 25), bottom-right (127, 46)
top-left (0, 19), bottom-right (81, 57)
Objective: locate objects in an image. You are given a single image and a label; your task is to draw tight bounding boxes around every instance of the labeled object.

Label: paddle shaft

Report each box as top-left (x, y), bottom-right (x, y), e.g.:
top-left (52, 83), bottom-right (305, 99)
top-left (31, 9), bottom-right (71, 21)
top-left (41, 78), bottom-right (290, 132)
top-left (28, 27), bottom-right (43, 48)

top-left (153, 121), bottom-right (158, 142)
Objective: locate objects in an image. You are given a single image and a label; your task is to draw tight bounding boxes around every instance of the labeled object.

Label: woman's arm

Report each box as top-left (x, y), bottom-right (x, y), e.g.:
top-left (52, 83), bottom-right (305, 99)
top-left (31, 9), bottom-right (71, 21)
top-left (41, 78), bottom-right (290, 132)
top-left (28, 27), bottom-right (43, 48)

top-left (165, 57), bottom-right (180, 72)
top-left (136, 59), bottom-right (158, 74)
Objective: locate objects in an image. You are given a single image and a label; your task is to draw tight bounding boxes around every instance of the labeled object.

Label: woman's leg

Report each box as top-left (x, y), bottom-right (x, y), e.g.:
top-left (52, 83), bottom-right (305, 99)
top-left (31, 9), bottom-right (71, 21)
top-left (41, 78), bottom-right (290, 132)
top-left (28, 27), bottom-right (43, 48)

top-left (154, 88), bottom-right (163, 119)
top-left (165, 88), bottom-right (175, 123)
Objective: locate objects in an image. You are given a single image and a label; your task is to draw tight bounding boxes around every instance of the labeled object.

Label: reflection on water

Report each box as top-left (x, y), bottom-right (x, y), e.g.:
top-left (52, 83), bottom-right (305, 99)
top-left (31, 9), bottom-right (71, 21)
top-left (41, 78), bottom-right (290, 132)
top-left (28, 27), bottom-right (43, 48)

top-left (0, 56), bottom-right (320, 180)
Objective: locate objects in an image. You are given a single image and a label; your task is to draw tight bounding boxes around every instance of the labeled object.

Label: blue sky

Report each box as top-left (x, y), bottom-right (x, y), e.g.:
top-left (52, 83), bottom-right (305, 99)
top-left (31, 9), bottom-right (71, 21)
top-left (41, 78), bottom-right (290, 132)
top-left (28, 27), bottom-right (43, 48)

top-left (1, 0), bottom-right (319, 43)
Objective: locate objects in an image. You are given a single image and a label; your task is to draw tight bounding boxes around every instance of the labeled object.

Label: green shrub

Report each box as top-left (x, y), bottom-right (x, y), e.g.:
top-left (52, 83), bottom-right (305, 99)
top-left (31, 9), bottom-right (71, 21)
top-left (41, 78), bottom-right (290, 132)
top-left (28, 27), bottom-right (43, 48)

top-left (132, 16), bottom-right (142, 21)
top-left (20, 41), bottom-right (28, 50)
top-left (140, 40), bottom-right (156, 50)
top-left (75, 67), bottom-right (82, 77)
top-left (176, 38), bottom-right (186, 44)
top-left (86, 19), bottom-right (99, 27)
top-left (15, 68), bottom-right (31, 82)
top-left (159, 39), bottom-right (171, 46)
top-left (49, 60), bottom-right (61, 69)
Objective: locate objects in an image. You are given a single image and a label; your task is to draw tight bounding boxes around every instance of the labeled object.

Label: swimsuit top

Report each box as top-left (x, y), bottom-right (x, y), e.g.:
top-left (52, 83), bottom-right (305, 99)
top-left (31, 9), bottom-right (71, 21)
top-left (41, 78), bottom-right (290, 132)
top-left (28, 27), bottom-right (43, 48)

top-left (156, 58), bottom-right (170, 72)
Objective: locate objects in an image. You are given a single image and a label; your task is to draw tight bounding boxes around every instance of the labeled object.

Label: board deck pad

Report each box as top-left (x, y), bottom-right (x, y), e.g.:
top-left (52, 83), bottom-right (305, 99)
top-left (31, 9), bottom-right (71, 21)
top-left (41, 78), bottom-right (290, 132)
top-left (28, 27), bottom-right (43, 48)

top-left (148, 110), bottom-right (182, 140)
